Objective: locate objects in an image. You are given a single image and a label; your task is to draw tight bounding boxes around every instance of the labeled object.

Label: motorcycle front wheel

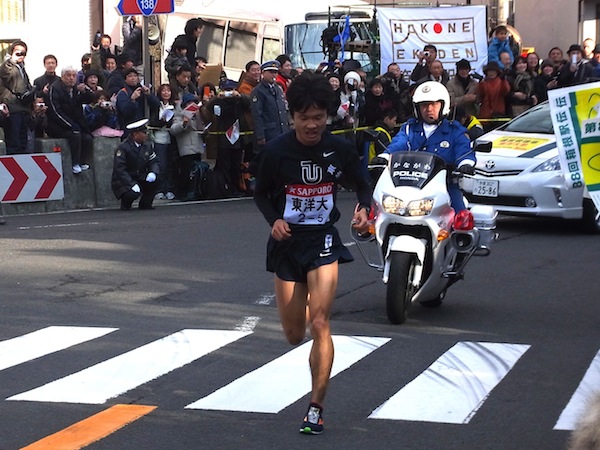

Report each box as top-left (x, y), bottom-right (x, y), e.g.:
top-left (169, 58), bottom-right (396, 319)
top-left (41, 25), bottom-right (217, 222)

top-left (386, 252), bottom-right (415, 324)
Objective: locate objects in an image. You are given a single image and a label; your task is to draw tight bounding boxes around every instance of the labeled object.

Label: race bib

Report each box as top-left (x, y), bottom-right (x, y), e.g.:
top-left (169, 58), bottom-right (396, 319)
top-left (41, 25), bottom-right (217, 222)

top-left (283, 183), bottom-right (334, 225)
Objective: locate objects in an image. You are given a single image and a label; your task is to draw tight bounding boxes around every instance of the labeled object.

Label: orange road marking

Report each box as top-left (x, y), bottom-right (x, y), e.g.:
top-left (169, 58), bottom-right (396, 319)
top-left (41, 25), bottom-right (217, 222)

top-left (20, 404), bottom-right (157, 450)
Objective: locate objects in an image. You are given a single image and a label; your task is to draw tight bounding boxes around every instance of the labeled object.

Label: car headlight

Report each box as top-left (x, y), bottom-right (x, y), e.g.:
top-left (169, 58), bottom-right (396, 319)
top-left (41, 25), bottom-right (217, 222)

top-left (532, 155), bottom-right (561, 172)
top-left (382, 195), bottom-right (433, 216)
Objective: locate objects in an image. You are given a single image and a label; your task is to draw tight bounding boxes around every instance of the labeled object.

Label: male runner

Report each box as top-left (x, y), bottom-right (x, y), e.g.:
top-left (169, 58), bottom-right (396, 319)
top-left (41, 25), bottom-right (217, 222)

top-left (254, 72), bottom-right (372, 434)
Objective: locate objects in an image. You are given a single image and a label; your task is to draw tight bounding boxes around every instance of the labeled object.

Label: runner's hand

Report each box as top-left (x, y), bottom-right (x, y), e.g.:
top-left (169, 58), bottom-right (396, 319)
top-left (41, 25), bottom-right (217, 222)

top-left (271, 219), bottom-right (292, 241)
top-left (351, 206), bottom-right (369, 233)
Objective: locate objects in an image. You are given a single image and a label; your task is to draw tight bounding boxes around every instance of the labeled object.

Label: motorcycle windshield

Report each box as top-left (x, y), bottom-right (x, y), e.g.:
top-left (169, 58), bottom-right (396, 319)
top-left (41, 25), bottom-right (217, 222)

top-left (389, 152), bottom-right (446, 188)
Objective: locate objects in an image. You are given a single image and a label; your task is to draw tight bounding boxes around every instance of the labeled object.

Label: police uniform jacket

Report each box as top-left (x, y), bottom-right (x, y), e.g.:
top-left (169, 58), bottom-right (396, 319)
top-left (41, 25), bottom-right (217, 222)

top-left (111, 137), bottom-right (160, 199)
top-left (250, 80), bottom-right (290, 142)
top-left (386, 117), bottom-right (474, 168)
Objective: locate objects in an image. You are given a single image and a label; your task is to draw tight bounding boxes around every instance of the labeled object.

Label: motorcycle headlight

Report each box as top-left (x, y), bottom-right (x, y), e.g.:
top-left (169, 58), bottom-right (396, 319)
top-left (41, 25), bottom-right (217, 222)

top-left (532, 155), bottom-right (561, 172)
top-left (382, 195), bottom-right (433, 216)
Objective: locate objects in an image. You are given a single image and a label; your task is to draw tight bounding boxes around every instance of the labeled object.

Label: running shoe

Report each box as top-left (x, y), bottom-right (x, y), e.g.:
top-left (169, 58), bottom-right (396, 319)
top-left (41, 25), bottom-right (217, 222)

top-left (72, 164), bottom-right (82, 174)
top-left (165, 192), bottom-right (175, 200)
top-left (299, 402), bottom-right (324, 435)
top-left (154, 192), bottom-right (166, 200)
top-left (80, 164), bottom-right (90, 171)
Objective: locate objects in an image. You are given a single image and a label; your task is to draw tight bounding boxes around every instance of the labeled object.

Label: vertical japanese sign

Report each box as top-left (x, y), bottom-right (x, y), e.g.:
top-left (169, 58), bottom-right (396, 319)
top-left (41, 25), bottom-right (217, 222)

top-left (377, 6), bottom-right (488, 78)
top-left (548, 82), bottom-right (600, 210)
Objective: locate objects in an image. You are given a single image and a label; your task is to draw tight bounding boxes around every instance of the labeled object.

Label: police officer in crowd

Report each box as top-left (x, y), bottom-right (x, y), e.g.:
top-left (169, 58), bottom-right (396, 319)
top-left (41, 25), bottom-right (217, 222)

top-left (111, 119), bottom-right (160, 210)
top-left (250, 60), bottom-right (290, 152)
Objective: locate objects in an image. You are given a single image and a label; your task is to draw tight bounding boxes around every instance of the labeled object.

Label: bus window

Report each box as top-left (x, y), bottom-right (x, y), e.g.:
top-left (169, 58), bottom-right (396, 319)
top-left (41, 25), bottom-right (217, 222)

top-left (225, 24), bottom-right (257, 70)
top-left (198, 22), bottom-right (225, 63)
top-left (262, 38), bottom-right (280, 63)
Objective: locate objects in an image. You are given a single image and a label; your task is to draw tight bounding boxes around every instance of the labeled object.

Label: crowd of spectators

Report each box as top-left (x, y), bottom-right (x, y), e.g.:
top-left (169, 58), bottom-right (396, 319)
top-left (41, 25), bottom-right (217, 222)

top-left (1, 19), bottom-right (599, 204)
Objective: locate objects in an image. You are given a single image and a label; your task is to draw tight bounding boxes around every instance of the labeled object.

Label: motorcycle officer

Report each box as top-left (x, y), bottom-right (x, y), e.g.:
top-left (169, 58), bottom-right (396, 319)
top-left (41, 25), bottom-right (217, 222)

top-left (384, 81), bottom-right (475, 211)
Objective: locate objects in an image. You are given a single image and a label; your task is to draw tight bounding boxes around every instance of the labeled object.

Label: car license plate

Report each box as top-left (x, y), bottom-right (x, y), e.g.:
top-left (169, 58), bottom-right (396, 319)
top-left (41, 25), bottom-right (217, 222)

top-left (473, 179), bottom-right (499, 197)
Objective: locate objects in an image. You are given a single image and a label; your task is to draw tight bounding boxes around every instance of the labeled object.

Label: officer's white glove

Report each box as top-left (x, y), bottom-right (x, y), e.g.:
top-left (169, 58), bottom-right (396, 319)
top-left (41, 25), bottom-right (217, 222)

top-left (131, 184), bottom-right (141, 193)
top-left (145, 172), bottom-right (157, 183)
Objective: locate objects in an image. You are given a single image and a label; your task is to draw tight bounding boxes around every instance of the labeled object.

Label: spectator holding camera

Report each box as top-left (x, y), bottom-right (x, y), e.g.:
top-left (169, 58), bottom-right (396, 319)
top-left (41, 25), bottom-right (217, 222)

top-left (116, 68), bottom-right (160, 139)
top-left (557, 44), bottom-right (593, 87)
top-left (47, 66), bottom-right (95, 174)
top-left (205, 79), bottom-right (252, 197)
top-left (84, 91), bottom-right (122, 137)
top-left (27, 95), bottom-right (48, 151)
top-left (410, 44), bottom-right (448, 84)
top-left (0, 40), bottom-right (34, 154)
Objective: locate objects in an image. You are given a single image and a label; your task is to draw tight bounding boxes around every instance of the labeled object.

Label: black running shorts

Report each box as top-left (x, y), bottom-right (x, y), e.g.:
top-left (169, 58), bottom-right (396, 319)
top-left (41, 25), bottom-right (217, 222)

top-left (266, 227), bottom-right (354, 282)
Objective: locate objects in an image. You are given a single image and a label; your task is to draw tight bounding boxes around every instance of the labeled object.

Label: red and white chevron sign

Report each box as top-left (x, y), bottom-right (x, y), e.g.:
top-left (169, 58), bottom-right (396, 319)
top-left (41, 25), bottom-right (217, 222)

top-left (0, 153), bottom-right (63, 203)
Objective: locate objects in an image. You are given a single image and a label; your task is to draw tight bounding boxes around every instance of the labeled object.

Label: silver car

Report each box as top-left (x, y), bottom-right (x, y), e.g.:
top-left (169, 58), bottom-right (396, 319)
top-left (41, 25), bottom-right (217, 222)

top-left (460, 102), bottom-right (600, 233)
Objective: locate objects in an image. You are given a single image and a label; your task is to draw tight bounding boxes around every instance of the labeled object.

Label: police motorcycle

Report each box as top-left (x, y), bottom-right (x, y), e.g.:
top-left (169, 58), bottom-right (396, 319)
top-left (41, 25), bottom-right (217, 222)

top-left (351, 84), bottom-right (498, 325)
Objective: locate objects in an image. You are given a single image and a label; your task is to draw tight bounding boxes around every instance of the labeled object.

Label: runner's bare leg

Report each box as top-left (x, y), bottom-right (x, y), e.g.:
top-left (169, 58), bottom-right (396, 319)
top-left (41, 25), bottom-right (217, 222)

top-left (275, 276), bottom-right (309, 345)
top-left (306, 261), bottom-right (337, 405)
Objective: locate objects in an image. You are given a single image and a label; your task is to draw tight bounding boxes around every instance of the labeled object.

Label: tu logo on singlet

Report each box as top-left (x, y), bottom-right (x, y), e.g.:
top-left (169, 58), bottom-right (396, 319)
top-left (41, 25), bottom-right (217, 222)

top-left (300, 161), bottom-right (323, 185)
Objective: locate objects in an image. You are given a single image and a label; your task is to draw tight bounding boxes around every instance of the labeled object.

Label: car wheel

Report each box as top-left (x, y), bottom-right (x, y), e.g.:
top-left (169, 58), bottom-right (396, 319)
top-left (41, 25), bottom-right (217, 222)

top-left (581, 198), bottom-right (600, 234)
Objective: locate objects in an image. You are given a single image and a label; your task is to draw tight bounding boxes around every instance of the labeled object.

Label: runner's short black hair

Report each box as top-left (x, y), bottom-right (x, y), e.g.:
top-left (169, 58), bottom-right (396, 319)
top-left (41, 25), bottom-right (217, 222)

top-left (286, 72), bottom-right (334, 114)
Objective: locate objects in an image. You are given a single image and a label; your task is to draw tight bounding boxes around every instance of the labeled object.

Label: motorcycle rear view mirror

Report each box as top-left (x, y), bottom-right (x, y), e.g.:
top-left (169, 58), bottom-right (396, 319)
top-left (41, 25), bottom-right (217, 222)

top-left (474, 141), bottom-right (493, 153)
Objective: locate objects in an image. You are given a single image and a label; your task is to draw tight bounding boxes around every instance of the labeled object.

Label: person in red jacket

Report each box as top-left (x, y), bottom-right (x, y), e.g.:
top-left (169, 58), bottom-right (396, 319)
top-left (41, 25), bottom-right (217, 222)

top-left (476, 61), bottom-right (511, 120)
top-left (275, 54), bottom-right (293, 94)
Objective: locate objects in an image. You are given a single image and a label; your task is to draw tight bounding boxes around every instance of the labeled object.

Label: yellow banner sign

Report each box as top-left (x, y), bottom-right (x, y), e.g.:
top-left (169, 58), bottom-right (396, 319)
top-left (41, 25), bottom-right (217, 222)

top-left (492, 136), bottom-right (551, 151)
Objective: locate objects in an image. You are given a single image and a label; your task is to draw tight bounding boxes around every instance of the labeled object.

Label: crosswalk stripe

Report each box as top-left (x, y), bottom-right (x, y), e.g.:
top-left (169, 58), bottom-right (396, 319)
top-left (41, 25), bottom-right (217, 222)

top-left (0, 326), bottom-right (118, 372)
top-left (20, 404), bottom-right (156, 450)
top-left (554, 350), bottom-right (600, 431)
top-left (369, 341), bottom-right (530, 424)
top-left (185, 335), bottom-right (391, 413)
top-left (7, 329), bottom-right (252, 405)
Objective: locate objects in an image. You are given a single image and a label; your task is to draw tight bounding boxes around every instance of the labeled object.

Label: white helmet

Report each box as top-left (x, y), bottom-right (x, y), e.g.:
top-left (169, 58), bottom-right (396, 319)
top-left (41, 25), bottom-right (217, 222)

top-left (412, 81), bottom-right (451, 119)
top-left (343, 71), bottom-right (361, 87)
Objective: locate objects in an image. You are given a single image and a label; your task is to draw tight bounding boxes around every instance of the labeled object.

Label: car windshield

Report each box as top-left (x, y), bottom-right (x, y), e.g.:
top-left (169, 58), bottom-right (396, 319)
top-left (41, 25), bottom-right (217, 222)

top-left (501, 102), bottom-right (554, 134)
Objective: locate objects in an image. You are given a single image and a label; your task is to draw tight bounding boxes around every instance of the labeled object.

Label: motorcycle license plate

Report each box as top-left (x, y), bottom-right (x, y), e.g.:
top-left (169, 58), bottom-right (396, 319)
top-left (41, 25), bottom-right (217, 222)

top-left (473, 179), bottom-right (499, 197)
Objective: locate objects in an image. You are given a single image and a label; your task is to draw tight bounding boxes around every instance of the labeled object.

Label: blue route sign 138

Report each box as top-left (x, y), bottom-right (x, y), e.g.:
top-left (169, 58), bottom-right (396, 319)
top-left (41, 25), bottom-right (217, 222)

top-left (117, 0), bottom-right (174, 16)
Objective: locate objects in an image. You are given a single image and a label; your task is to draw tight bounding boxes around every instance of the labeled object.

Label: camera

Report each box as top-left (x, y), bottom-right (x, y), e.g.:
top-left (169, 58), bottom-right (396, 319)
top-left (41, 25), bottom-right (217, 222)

top-left (424, 51), bottom-right (430, 57)
top-left (92, 30), bottom-right (102, 48)
top-left (223, 91), bottom-right (233, 97)
top-left (100, 101), bottom-right (111, 108)
top-left (35, 102), bottom-right (45, 108)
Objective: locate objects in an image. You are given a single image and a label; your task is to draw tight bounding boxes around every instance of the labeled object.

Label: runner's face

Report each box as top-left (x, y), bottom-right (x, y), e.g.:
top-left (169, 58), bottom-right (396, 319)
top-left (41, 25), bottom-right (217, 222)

top-left (293, 106), bottom-right (327, 146)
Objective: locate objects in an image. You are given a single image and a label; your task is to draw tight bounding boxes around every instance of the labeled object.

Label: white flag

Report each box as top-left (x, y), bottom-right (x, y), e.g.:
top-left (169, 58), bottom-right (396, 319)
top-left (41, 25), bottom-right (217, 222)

top-left (226, 119), bottom-right (240, 145)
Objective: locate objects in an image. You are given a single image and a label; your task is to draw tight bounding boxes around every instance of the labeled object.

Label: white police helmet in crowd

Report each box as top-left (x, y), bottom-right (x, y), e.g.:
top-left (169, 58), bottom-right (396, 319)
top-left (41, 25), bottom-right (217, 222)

top-left (412, 81), bottom-right (451, 120)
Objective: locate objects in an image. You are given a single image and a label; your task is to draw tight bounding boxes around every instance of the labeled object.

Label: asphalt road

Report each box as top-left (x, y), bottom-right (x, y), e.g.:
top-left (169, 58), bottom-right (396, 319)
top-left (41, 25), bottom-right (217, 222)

top-left (0, 194), bottom-right (598, 450)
